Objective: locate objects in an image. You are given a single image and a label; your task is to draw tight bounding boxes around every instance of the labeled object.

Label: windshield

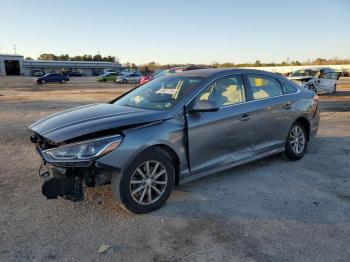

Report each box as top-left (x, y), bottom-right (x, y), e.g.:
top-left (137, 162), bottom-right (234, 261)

top-left (153, 70), bottom-right (167, 78)
top-left (290, 69), bottom-right (317, 77)
top-left (114, 76), bottom-right (203, 111)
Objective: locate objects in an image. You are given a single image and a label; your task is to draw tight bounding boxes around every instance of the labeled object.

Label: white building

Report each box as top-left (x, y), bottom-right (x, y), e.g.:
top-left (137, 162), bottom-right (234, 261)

top-left (0, 54), bottom-right (122, 76)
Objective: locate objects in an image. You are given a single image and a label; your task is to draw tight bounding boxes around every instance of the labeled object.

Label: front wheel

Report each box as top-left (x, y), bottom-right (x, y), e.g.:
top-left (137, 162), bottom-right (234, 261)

top-left (122, 79), bottom-right (127, 84)
top-left (60, 79), bottom-right (66, 84)
top-left (307, 84), bottom-right (317, 94)
top-left (285, 123), bottom-right (307, 160)
top-left (111, 149), bottom-right (175, 214)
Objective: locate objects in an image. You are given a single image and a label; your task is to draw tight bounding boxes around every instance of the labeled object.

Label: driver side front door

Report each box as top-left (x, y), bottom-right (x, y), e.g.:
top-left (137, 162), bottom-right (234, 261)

top-left (186, 75), bottom-right (254, 175)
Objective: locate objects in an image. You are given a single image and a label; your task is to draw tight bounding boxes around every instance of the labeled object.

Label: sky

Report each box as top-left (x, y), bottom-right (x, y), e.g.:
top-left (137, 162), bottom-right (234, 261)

top-left (0, 0), bottom-right (349, 64)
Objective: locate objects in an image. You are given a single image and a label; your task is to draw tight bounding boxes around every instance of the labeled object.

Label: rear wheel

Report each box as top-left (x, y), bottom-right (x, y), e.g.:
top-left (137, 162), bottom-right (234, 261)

top-left (111, 149), bottom-right (175, 214)
top-left (122, 79), bottom-right (127, 84)
top-left (285, 123), bottom-right (307, 160)
top-left (60, 79), bottom-right (66, 84)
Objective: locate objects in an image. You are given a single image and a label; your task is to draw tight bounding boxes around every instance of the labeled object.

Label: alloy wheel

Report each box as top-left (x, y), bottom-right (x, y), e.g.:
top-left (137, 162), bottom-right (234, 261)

top-left (129, 160), bottom-right (168, 205)
top-left (289, 126), bottom-right (305, 154)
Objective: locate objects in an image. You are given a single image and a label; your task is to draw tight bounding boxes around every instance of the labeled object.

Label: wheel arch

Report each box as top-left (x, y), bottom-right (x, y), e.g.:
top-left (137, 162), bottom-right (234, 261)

top-left (293, 117), bottom-right (310, 141)
top-left (125, 144), bottom-right (181, 186)
top-left (147, 144), bottom-right (181, 186)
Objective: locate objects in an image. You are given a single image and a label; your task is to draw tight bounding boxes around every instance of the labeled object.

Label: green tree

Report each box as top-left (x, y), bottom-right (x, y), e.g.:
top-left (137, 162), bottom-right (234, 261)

top-left (313, 58), bottom-right (327, 65)
top-left (58, 54), bottom-right (70, 61)
top-left (38, 53), bottom-right (58, 60)
top-left (92, 54), bottom-right (102, 61)
top-left (254, 60), bottom-right (262, 67)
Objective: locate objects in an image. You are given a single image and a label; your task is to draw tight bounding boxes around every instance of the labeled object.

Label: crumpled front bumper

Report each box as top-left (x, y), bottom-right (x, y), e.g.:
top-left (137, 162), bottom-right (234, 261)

top-left (39, 164), bottom-right (84, 201)
top-left (35, 140), bottom-right (115, 201)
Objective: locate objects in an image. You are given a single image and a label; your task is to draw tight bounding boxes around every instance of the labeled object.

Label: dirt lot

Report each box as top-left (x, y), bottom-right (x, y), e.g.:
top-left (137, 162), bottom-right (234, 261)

top-left (1, 77), bottom-right (350, 262)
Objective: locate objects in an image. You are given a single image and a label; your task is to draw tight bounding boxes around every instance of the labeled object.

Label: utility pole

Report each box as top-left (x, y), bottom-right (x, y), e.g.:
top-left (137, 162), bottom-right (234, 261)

top-left (14, 44), bottom-right (17, 55)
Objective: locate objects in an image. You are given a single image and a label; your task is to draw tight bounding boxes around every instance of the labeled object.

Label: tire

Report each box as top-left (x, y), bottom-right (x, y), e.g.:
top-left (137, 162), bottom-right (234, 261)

top-left (285, 122), bottom-right (307, 160)
top-left (103, 78), bottom-right (107, 82)
top-left (60, 79), bottom-right (66, 84)
top-left (111, 149), bottom-right (175, 214)
top-left (307, 84), bottom-right (317, 94)
top-left (333, 84), bottom-right (337, 94)
top-left (41, 80), bottom-right (46, 84)
top-left (122, 79), bottom-right (127, 84)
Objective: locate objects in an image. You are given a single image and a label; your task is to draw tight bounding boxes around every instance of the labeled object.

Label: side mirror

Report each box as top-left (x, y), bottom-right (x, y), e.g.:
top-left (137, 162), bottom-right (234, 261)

top-left (188, 100), bottom-right (219, 113)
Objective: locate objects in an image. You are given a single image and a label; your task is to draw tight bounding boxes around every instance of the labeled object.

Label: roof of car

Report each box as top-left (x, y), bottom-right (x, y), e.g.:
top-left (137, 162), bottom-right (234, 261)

top-left (169, 68), bottom-right (283, 78)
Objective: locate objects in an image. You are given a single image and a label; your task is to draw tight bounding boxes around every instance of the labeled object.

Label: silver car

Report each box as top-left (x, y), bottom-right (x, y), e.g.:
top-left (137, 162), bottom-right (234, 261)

top-left (288, 67), bottom-right (341, 94)
top-left (115, 72), bottom-right (142, 84)
top-left (29, 69), bottom-right (320, 213)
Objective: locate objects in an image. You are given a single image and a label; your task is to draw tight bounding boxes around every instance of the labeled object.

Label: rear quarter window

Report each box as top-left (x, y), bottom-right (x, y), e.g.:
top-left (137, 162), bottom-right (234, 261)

top-left (281, 81), bottom-right (298, 94)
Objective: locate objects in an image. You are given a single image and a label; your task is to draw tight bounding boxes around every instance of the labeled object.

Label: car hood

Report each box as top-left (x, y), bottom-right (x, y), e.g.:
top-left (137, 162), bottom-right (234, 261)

top-left (288, 76), bottom-right (314, 81)
top-left (30, 103), bottom-right (168, 143)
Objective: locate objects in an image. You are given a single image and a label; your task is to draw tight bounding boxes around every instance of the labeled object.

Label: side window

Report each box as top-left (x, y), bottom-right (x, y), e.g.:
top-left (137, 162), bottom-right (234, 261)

top-left (197, 75), bottom-right (245, 107)
top-left (324, 71), bottom-right (339, 80)
top-left (248, 75), bottom-right (282, 100)
top-left (281, 81), bottom-right (298, 94)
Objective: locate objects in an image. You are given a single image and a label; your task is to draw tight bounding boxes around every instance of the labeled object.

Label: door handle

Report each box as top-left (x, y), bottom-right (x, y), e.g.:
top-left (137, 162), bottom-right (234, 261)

top-left (239, 113), bottom-right (252, 121)
top-left (282, 102), bottom-right (292, 110)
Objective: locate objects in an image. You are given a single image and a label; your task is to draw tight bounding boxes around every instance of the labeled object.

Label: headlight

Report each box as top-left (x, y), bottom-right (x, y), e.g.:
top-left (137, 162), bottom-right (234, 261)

top-left (44, 135), bottom-right (122, 161)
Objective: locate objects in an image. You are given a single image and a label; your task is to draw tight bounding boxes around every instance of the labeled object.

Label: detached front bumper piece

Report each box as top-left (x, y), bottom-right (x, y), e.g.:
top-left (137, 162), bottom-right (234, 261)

top-left (40, 165), bottom-right (84, 201)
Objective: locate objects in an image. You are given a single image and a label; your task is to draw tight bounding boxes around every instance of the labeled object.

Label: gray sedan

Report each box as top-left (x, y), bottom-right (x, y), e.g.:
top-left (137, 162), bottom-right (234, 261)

top-left (29, 69), bottom-right (320, 213)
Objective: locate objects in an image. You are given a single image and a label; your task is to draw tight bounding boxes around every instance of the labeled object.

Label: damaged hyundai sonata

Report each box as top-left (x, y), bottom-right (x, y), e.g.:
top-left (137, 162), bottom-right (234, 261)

top-left (29, 69), bottom-right (320, 213)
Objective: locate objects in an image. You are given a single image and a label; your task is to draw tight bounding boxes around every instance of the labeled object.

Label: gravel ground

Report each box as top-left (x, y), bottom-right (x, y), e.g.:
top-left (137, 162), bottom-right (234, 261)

top-left (0, 77), bottom-right (350, 262)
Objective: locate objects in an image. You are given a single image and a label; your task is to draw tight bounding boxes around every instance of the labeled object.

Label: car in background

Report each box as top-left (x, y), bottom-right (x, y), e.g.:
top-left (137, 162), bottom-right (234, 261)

top-left (139, 65), bottom-right (209, 84)
top-left (97, 72), bottom-right (123, 82)
top-left (288, 67), bottom-right (340, 94)
top-left (115, 73), bottom-right (142, 84)
top-left (32, 70), bottom-right (45, 77)
top-left (340, 69), bottom-right (350, 77)
top-left (29, 68), bottom-right (320, 213)
top-left (104, 69), bottom-right (117, 74)
top-left (139, 71), bottom-right (162, 84)
top-left (66, 71), bottom-right (83, 77)
top-left (36, 73), bottom-right (70, 84)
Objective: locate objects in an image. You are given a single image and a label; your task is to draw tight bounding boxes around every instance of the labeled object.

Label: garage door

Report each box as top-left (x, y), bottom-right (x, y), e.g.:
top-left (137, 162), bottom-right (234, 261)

top-left (5, 60), bottom-right (20, 75)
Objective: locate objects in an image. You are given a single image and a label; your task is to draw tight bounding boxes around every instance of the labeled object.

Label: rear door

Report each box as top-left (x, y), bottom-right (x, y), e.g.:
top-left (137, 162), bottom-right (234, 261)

top-left (47, 74), bottom-right (56, 82)
top-left (127, 74), bottom-right (135, 82)
top-left (134, 73), bottom-right (142, 83)
top-left (130, 73), bottom-right (141, 83)
top-left (186, 74), bottom-right (254, 174)
top-left (244, 74), bottom-right (295, 154)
